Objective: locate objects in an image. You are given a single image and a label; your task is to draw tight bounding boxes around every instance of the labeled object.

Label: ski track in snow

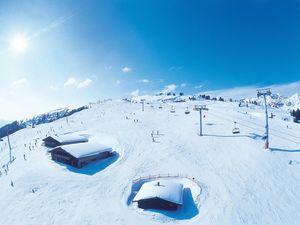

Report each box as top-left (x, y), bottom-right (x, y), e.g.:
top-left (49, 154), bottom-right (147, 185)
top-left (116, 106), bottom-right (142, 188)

top-left (0, 100), bottom-right (300, 225)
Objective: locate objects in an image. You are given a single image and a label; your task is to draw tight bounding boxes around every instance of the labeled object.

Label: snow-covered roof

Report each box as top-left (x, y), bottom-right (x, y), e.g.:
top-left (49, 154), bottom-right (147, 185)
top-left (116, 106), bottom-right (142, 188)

top-left (133, 180), bottom-right (183, 205)
top-left (51, 134), bottom-right (88, 145)
top-left (52, 142), bottom-right (113, 158)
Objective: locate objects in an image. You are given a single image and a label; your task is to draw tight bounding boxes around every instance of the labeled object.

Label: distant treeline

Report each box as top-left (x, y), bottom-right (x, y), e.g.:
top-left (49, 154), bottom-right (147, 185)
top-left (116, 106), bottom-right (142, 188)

top-left (291, 109), bottom-right (300, 122)
top-left (0, 106), bottom-right (87, 139)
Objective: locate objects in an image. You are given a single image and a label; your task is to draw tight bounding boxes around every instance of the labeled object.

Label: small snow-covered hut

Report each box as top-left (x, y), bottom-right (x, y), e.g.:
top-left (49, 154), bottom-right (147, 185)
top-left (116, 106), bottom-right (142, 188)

top-left (43, 134), bottom-right (88, 148)
top-left (133, 180), bottom-right (183, 211)
top-left (49, 142), bottom-right (113, 168)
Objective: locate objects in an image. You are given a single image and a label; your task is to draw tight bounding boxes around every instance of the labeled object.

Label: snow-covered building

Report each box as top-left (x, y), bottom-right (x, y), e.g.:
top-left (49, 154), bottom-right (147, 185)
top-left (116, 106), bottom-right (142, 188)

top-left (42, 134), bottom-right (88, 148)
top-left (49, 142), bottom-right (113, 168)
top-left (133, 180), bottom-right (183, 211)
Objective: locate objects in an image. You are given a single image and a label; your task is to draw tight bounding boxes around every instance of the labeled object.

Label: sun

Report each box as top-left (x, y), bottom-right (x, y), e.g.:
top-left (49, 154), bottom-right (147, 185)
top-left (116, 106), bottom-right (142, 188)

top-left (9, 35), bottom-right (28, 54)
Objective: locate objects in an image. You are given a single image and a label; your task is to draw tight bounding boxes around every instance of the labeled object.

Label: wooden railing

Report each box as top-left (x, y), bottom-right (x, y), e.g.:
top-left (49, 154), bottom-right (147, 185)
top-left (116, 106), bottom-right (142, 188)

top-left (132, 173), bottom-right (202, 189)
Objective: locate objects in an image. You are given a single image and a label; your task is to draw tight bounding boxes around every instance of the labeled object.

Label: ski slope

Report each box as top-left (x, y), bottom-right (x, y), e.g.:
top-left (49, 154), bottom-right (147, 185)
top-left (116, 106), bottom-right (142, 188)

top-left (0, 99), bottom-right (300, 225)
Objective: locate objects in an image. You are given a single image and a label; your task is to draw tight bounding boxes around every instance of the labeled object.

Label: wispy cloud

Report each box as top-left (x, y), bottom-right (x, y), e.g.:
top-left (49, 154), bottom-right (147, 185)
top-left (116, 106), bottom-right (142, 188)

top-left (139, 79), bottom-right (150, 83)
top-left (32, 12), bottom-right (76, 39)
top-left (11, 78), bottom-right (29, 90)
top-left (168, 66), bottom-right (183, 71)
top-left (180, 83), bottom-right (186, 87)
top-left (116, 80), bottom-right (121, 85)
top-left (161, 84), bottom-right (177, 93)
top-left (122, 66), bottom-right (132, 73)
top-left (194, 84), bottom-right (204, 89)
top-left (130, 89), bottom-right (139, 97)
top-left (64, 77), bottom-right (93, 89)
top-left (64, 77), bottom-right (77, 87)
top-left (77, 78), bottom-right (92, 88)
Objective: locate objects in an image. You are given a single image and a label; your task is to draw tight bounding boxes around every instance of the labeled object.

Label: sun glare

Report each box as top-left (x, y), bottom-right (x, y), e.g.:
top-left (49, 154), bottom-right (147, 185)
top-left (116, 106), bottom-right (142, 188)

top-left (10, 35), bottom-right (28, 53)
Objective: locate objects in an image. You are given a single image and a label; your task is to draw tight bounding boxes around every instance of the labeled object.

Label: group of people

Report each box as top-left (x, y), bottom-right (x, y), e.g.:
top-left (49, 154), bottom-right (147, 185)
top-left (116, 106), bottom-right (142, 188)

top-left (0, 137), bottom-right (40, 189)
top-left (0, 126), bottom-right (64, 192)
top-left (151, 130), bottom-right (161, 142)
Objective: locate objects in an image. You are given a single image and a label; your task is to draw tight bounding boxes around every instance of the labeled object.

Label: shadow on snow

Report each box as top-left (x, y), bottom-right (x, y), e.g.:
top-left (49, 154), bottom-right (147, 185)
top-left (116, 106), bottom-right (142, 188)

top-left (128, 180), bottom-right (198, 220)
top-left (203, 134), bottom-right (249, 138)
top-left (270, 148), bottom-right (300, 153)
top-left (248, 133), bottom-right (264, 140)
top-left (203, 133), bottom-right (265, 139)
top-left (146, 188), bottom-right (199, 220)
top-left (56, 152), bottom-right (119, 175)
top-left (205, 123), bottom-right (216, 126)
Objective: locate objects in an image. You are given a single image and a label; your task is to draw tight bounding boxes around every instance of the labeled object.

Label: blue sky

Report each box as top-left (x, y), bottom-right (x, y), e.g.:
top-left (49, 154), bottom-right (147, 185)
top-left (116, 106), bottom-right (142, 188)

top-left (0, 0), bottom-right (300, 120)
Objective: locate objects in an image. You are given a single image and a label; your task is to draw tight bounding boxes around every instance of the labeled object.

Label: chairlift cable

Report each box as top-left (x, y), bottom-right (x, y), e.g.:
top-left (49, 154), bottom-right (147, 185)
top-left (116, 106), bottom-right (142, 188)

top-left (211, 107), bottom-right (300, 140)
top-left (207, 111), bottom-right (300, 145)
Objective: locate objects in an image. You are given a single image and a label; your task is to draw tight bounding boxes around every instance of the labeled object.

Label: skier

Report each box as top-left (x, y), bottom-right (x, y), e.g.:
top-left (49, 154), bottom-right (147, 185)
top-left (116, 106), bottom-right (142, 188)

top-left (11, 180), bottom-right (14, 187)
top-left (23, 154), bottom-right (26, 161)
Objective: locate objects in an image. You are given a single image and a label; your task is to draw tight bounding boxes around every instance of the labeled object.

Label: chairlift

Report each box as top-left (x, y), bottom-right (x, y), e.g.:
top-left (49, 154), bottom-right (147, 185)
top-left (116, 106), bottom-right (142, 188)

top-left (185, 107), bottom-right (190, 114)
top-left (232, 121), bottom-right (240, 134)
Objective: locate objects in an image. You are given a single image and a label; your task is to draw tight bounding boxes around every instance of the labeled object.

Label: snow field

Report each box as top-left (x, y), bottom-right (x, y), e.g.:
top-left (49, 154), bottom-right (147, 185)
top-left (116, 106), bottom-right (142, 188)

top-left (0, 100), bottom-right (299, 225)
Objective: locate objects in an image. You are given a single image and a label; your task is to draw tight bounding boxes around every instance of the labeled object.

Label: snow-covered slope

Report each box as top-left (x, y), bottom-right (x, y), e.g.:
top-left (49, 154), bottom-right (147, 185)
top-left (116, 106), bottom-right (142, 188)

top-left (0, 99), bottom-right (300, 225)
top-left (285, 93), bottom-right (300, 110)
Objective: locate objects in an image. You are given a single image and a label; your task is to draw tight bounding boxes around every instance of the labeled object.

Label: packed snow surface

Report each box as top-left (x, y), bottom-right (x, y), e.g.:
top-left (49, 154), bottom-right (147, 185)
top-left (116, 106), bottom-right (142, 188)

top-left (133, 180), bottom-right (183, 205)
top-left (51, 142), bottom-right (113, 158)
top-left (0, 99), bottom-right (300, 225)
